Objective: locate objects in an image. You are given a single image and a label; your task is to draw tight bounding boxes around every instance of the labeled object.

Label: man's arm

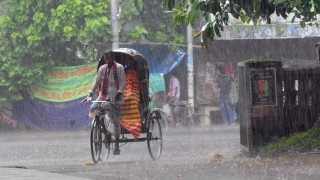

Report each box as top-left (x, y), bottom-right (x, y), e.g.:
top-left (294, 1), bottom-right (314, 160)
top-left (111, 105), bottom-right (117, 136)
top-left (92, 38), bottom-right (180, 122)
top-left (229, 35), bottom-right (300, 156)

top-left (81, 66), bottom-right (104, 103)
top-left (118, 65), bottom-right (126, 94)
top-left (173, 78), bottom-right (179, 99)
top-left (174, 87), bottom-right (178, 99)
top-left (89, 65), bottom-right (104, 95)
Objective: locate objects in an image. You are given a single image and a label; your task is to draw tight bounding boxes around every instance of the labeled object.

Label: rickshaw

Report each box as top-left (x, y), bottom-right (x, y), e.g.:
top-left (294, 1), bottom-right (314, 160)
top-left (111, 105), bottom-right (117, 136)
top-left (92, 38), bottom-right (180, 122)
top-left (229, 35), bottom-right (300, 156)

top-left (89, 48), bottom-right (163, 163)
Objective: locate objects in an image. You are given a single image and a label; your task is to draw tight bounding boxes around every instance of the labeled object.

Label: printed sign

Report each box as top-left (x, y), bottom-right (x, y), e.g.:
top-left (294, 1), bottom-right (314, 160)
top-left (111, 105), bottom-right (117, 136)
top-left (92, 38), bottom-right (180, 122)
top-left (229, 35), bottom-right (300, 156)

top-left (250, 68), bottom-right (277, 106)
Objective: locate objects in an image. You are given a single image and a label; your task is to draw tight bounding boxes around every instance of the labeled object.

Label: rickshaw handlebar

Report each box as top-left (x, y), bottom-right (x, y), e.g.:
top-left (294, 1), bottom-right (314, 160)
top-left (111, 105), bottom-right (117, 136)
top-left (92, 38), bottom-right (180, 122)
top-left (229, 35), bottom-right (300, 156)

top-left (91, 98), bottom-right (111, 103)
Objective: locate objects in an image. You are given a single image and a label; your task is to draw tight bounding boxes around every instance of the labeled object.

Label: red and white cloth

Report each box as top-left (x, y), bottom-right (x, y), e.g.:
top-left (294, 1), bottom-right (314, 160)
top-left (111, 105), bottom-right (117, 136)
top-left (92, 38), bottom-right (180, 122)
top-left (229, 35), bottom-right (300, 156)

top-left (120, 70), bottom-right (141, 139)
top-left (168, 75), bottom-right (180, 101)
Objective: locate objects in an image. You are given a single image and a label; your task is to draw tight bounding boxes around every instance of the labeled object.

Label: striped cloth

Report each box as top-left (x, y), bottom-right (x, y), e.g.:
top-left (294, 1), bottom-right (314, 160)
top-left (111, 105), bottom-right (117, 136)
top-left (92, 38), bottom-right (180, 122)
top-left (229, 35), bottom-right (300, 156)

top-left (120, 70), bottom-right (141, 139)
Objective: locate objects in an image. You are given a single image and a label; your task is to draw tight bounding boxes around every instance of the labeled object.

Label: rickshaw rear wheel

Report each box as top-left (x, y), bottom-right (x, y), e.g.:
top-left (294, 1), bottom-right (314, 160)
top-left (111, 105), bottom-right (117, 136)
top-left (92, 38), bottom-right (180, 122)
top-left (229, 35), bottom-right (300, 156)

top-left (90, 117), bottom-right (102, 164)
top-left (147, 112), bottom-right (163, 160)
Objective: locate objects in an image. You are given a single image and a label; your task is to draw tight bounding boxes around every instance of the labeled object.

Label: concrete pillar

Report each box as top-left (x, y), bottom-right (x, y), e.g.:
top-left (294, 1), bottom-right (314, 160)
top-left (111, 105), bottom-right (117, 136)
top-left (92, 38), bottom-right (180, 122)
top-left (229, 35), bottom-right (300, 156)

top-left (187, 1), bottom-right (194, 109)
top-left (111, 0), bottom-right (119, 50)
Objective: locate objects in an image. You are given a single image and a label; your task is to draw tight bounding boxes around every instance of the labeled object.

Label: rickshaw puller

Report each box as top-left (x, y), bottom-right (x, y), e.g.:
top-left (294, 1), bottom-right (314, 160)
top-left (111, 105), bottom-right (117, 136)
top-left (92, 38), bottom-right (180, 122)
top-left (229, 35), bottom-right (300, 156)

top-left (82, 51), bottom-right (126, 155)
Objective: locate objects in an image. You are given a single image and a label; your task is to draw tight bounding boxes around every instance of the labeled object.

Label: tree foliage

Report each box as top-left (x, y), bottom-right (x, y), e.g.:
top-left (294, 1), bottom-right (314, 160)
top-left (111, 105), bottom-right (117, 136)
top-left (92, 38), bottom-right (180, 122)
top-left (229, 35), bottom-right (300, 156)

top-left (0, 0), bottom-right (184, 102)
top-left (123, 0), bottom-right (186, 44)
top-left (0, 0), bottom-right (114, 101)
top-left (163, 0), bottom-right (320, 45)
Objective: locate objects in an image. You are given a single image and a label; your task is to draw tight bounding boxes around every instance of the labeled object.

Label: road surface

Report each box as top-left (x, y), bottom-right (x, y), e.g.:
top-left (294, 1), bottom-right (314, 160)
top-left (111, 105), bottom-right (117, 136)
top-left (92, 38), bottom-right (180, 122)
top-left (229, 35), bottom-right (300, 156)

top-left (0, 125), bottom-right (319, 180)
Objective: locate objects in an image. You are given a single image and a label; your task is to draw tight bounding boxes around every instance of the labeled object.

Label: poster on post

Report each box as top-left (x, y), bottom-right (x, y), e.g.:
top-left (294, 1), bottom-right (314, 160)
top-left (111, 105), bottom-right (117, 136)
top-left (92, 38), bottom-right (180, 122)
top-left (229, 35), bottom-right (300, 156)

top-left (249, 68), bottom-right (277, 106)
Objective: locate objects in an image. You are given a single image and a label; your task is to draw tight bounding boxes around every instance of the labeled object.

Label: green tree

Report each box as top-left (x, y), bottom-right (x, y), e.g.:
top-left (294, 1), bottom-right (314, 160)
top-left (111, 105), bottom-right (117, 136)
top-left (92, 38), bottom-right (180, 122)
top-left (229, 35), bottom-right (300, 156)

top-left (0, 0), bottom-right (184, 102)
top-left (163, 0), bottom-right (320, 45)
top-left (0, 0), bottom-right (114, 101)
top-left (120, 0), bottom-right (185, 44)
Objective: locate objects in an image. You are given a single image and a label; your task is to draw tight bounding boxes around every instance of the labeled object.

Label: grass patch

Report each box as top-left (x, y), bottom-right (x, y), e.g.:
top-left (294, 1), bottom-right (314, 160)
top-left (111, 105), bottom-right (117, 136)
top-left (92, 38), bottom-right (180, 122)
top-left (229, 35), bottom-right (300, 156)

top-left (259, 125), bottom-right (320, 156)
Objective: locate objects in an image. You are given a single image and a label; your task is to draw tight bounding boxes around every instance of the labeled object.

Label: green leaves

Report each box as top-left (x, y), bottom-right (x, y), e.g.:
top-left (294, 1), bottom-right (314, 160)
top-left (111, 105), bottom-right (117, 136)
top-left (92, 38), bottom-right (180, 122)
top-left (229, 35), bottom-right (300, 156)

top-left (10, 32), bottom-right (22, 43)
top-left (127, 26), bottom-right (149, 42)
top-left (164, 0), bottom-right (176, 10)
top-left (0, 0), bottom-right (114, 101)
top-left (27, 35), bottom-right (41, 47)
top-left (63, 26), bottom-right (73, 39)
top-left (119, 0), bottom-right (184, 45)
top-left (163, 0), bottom-right (320, 45)
top-left (83, 5), bottom-right (94, 15)
top-left (33, 12), bottom-right (45, 24)
top-left (0, 0), bottom-right (186, 101)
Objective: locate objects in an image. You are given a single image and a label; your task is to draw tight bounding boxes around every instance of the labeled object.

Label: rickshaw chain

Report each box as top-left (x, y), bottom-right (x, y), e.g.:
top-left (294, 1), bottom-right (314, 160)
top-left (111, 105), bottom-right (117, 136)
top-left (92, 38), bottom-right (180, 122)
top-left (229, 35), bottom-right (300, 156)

top-left (119, 142), bottom-right (127, 148)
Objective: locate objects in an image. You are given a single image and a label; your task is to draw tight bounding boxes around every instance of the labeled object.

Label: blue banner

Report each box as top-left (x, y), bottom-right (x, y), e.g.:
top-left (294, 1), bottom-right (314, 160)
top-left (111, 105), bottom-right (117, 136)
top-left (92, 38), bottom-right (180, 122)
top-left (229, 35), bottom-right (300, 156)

top-left (13, 96), bottom-right (90, 131)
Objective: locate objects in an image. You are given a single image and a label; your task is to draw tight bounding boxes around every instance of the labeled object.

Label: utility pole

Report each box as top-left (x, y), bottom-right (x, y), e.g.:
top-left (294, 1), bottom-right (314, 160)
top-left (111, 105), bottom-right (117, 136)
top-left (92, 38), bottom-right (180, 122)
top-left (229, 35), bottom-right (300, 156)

top-left (111, 0), bottom-right (119, 50)
top-left (187, 1), bottom-right (194, 108)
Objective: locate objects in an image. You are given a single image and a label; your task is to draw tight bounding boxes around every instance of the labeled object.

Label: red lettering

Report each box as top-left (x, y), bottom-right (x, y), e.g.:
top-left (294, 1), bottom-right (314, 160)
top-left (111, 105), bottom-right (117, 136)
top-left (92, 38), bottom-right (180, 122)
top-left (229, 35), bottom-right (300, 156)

top-left (50, 72), bottom-right (69, 79)
top-left (77, 86), bottom-right (90, 95)
top-left (70, 66), bottom-right (95, 77)
top-left (51, 92), bottom-right (61, 100)
top-left (39, 90), bottom-right (49, 98)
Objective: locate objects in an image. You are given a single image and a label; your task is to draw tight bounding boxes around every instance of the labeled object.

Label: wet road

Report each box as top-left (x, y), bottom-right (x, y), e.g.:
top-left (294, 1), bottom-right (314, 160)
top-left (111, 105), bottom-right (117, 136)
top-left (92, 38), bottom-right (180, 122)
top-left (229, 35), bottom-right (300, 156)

top-left (0, 125), bottom-right (319, 180)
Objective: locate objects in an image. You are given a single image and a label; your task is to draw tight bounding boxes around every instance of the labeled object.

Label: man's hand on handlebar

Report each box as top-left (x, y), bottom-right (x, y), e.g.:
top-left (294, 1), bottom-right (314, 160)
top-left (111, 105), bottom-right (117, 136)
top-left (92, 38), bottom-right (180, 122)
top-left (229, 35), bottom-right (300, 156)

top-left (81, 93), bottom-right (120, 103)
top-left (113, 92), bottom-right (122, 101)
top-left (81, 93), bottom-right (93, 103)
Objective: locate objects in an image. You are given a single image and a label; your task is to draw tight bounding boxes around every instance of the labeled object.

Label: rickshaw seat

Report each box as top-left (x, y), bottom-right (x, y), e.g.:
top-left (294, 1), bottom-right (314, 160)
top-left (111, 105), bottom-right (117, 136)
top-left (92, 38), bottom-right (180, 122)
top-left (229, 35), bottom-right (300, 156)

top-left (120, 69), bottom-right (142, 139)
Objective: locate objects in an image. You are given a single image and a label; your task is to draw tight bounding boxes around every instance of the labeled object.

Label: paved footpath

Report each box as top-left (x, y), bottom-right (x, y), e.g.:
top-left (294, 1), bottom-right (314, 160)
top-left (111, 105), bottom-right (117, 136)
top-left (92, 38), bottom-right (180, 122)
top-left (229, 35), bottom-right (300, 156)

top-left (0, 166), bottom-right (91, 180)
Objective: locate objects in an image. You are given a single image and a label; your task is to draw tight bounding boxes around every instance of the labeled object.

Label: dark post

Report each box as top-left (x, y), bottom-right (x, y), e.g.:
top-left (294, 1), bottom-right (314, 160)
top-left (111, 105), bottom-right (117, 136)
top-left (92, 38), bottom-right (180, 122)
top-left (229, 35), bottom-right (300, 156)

top-left (238, 60), bottom-right (282, 155)
top-left (316, 42), bottom-right (320, 64)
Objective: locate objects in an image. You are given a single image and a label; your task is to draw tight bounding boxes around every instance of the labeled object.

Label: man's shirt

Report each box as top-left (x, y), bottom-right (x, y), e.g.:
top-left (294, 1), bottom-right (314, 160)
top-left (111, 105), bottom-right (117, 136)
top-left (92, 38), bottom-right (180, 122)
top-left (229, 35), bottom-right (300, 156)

top-left (89, 62), bottom-right (126, 104)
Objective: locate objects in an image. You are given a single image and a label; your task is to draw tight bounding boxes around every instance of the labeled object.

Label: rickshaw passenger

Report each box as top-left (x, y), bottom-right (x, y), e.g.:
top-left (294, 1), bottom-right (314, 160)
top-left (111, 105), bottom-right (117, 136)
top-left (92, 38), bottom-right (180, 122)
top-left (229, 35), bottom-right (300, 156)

top-left (82, 51), bottom-right (125, 155)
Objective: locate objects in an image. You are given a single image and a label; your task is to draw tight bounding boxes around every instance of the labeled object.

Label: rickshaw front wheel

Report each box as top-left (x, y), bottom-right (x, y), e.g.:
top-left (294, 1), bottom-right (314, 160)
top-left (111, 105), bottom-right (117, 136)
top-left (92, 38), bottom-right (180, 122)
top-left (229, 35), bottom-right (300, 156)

top-left (90, 117), bottom-right (103, 164)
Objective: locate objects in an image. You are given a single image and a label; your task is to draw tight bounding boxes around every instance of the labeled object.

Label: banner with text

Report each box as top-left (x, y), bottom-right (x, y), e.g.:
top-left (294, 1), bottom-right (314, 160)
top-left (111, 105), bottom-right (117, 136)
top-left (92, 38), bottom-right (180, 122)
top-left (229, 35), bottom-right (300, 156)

top-left (13, 63), bottom-right (165, 130)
